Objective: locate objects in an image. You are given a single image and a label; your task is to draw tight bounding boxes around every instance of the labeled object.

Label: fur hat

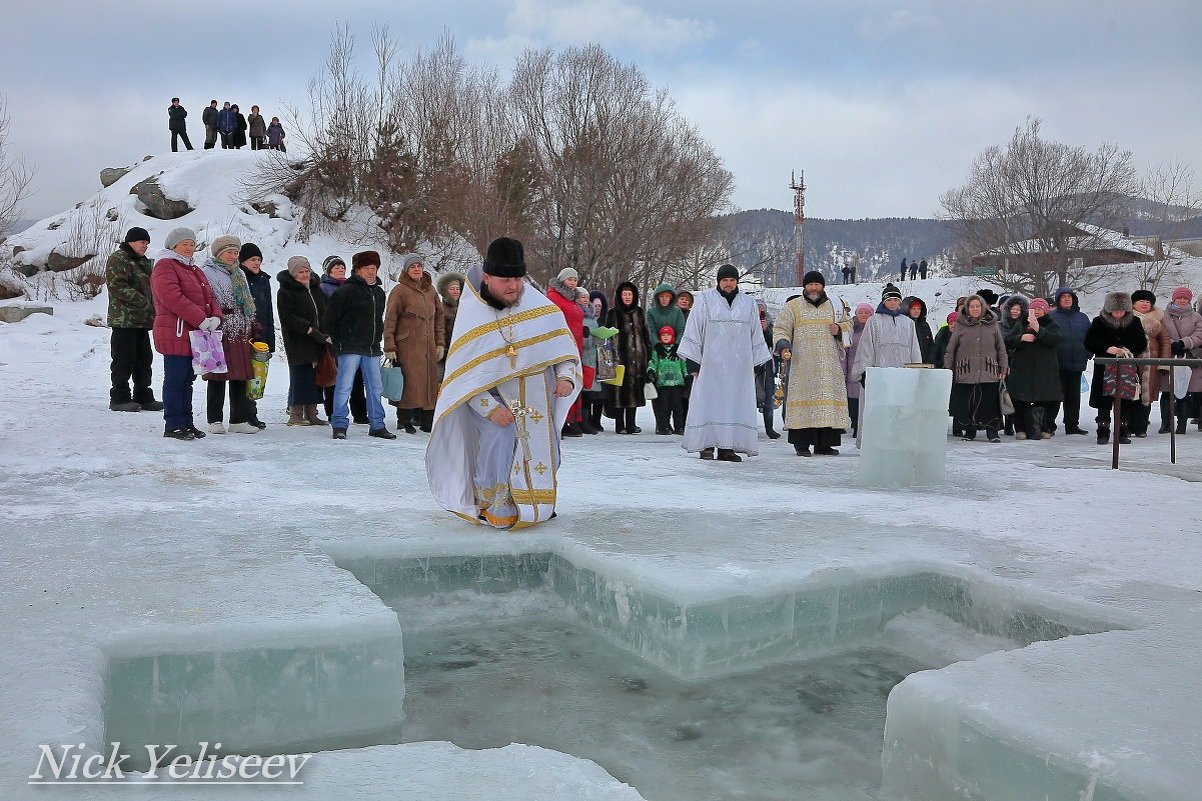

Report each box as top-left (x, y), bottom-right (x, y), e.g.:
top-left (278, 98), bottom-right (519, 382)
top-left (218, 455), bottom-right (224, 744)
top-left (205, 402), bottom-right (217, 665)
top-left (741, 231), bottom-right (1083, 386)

top-left (1171, 286), bottom-right (1193, 303)
top-left (165, 227), bottom-right (196, 250)
top-left (557, 267), bottom-right (579, 283)
top-left (802, 270), bottom-right (825, 286)
top-left (716, 264), bottom-right (739, 283)
top-left (286, 255), bottom-right (311, 277)
top-left (210, 235), bottom-right (241, 259)
top-left (1102, 291), bottom-right (1133, 314)
top-left (123, 226), bottom-right (150, 244)
top-left (977, 288), bottom-right (999, 306)
top-left (483, 237), bottom-right (526, 277)
top-left (322, 255), bottom-right (346, 273)
top-left (881, 283), bottom-right (902, 302)
top-left (351, 250), bottom-right (381, 271)
top-left (238, 242), bottom-right (263, 263)
top-left (658, 325), bottom-right (676, 344)
top-left (1029, 297), bottom-right (1050, 314)
top-left (1130, 289), bottom-right (1156, 306)
top-left (402, 253), bottom-right (424, 271)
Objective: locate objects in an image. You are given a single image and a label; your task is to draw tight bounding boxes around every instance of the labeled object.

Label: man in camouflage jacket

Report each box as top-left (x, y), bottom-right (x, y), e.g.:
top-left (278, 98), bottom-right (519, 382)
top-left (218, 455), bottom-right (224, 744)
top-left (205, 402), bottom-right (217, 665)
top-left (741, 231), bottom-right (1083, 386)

top-left (105, 227), bottom-right (163, 412)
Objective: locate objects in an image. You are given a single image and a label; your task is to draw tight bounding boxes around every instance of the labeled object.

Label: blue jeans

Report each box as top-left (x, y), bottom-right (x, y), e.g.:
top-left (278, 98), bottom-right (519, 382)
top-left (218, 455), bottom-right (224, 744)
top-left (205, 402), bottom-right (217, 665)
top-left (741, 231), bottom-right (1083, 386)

top-left (162, 354), bottom-right (197, 431)
top-left (332, 354), bottom-right (385, 430)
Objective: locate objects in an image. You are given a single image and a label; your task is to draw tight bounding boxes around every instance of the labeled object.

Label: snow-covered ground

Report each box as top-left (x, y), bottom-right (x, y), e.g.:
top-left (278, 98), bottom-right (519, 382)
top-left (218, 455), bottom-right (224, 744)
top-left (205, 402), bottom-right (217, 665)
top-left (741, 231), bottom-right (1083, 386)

top-left (2, 152), bottom-right (1201, 800)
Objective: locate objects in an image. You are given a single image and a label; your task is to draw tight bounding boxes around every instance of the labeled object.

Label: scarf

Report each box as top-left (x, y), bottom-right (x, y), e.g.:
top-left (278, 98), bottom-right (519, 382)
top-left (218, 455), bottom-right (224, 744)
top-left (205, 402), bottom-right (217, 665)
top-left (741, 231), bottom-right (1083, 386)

top-left (875, 303), bottom-right (903, 317)
top-left (206, 255), bottom-right (256, 317)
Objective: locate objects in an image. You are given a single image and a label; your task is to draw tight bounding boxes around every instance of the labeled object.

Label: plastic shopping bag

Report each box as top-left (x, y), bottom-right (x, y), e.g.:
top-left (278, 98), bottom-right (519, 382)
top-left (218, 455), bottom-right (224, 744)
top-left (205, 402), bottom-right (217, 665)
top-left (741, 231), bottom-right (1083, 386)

top-left (247, 341), bottom-right (270, 400)
top-left (189, 329), bottom-right (228, 376)
top-left (381, 358), bottom-right (405, 402)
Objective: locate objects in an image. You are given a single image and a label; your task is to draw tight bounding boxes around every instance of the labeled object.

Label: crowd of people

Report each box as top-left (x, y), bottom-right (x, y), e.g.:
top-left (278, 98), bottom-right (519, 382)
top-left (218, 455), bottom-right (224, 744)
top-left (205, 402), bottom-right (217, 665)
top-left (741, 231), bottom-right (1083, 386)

top-left (168, 98), bottom-right (286, 152)
top-left (104, 228), bottom-right (1202, 455)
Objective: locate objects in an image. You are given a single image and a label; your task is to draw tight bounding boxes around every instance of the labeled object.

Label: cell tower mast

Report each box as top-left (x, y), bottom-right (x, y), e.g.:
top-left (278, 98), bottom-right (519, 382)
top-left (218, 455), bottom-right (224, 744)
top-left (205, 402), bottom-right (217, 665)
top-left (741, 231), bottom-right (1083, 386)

top-left (790, 170), bottom-right (806, 286)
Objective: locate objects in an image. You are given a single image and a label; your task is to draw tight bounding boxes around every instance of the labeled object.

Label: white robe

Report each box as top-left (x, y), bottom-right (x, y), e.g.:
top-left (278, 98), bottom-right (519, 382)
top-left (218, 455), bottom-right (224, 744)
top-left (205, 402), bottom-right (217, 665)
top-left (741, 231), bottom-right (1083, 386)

top-left (678, 289), bottom-right (773, 455)
top-left (426, 266), bottom-right (581, 529)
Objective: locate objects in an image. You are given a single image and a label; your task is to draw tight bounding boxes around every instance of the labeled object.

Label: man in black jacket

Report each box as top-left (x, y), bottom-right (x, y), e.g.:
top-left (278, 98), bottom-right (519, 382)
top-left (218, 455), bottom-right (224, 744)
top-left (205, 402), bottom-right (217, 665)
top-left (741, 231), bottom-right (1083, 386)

top-left (323, 250), bottom-right (395, 440)
top-left (168, 98), bottom-right (193, 152)
top-left (201, 100), bottom-right (218, 149)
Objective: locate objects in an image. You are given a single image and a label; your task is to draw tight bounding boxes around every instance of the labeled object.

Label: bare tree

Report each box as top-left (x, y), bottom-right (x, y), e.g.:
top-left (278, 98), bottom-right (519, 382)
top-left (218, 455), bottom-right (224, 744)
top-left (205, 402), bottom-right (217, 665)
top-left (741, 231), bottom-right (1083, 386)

top-left (1132, 160), bottom-right (1199, 291)
top-left (0, 95), bottom-right (34, 239)
top-left (941, 117), bottom-right (1137, 297)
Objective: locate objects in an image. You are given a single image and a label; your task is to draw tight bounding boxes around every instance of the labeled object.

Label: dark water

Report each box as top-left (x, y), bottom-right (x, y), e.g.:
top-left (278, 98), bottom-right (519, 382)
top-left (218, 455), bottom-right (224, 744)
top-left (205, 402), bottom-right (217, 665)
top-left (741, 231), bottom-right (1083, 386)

top-left (401, 617), bottom-right (920, 801)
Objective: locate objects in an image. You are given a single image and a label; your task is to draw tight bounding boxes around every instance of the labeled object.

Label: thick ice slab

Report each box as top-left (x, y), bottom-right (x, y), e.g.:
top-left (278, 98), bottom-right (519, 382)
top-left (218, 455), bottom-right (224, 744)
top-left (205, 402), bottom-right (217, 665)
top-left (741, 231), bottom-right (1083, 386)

top-left (882, 621), bottom-right (1202, 801)
top-left (859, 366), bottom-right (952, 487)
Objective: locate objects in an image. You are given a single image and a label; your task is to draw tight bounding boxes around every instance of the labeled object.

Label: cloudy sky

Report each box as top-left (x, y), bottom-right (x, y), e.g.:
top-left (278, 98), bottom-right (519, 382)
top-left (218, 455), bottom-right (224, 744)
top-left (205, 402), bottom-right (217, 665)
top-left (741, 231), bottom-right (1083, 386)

top-left (4, 0), bottom-right (1199, 220)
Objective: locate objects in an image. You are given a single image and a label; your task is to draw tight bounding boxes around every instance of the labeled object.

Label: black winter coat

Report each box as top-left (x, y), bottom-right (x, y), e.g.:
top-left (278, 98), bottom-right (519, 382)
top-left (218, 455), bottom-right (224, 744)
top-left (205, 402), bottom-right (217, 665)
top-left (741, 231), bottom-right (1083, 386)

top-left (323, 274), bottom-right (386, 357)
top-left (276, 269), bottom-right (328, 365)
top-left (1084, 314), bottom-right (1148, 408)
top-left (605, 281), bottom-right (650, 408)
top-left (242, 267), bottom-right (276, 352)
top-left (1003, 313), bottom-right (1062, 402)
top-left (202, 105), bottom-right (218, 127)
top-left (168, 104), bottom-right (187, 132)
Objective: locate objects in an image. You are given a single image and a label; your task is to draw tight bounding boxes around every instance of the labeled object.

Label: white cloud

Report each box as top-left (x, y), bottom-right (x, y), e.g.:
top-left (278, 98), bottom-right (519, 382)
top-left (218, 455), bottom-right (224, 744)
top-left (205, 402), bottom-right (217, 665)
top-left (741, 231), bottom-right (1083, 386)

top-left (856, 9), bottom-right (938, 41)
top-left (488, 0), bottom-right (715, 52)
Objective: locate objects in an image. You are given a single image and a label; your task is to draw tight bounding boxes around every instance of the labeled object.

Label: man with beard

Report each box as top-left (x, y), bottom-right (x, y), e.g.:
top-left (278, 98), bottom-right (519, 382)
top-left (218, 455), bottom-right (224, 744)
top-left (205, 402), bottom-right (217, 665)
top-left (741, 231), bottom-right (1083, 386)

top-left (426, 237), bottom-right (581, 529)
top-left (773, 271), bottom-right (852, 456)
top-left (678, 264), bottom-right (773, 462)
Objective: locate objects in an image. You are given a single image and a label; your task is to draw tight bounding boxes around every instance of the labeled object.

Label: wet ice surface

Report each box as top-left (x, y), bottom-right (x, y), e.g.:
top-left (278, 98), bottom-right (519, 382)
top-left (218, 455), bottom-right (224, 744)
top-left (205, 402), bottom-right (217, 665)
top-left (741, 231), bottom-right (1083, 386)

top-left (401, 615), bottom-right (923, 801)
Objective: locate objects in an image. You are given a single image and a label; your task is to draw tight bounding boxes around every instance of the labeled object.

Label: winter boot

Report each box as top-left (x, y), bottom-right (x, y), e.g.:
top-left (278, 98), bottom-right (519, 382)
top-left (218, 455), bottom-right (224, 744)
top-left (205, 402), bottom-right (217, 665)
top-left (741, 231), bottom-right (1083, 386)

top-left (287, 406), bottom-right (309, 426)
top-left (110, 400), bottom-right (142, 412)
top-left (1027, 406), bottom-right (1046, 440)
top-left (624, 408), bottom-right (641, 434)
top-left (1176, 415), bottom-right (1189, 435)
top-left (577, 415), bottom-right (598, 435)
top-left (699, 447), bottom-right (715, 460)
top-left (397, 409), bottom-right (417, 434)
top-left (716, 448), bottom-right (743, 462)
top-left (561, 422), bottom-right (582, 437)
top-left (1096, 422), bottom-right (1111, 445)
top-left (304, 404), bottom-right (330, 426)
top-left (419, 409), bottom-right (435, 433)
top-left (590, 402), bottom-right (605, 432)
top-left (1118, 423), bottom-right (1132, 445)
top-left (763, 408), bottom-right (780, 439)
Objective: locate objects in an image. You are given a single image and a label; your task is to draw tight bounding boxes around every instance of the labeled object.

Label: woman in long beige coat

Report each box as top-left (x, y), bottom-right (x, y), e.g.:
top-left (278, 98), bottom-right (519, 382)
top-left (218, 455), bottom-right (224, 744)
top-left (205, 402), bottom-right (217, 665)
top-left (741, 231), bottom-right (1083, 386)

top-left (384, 255), bottom-right (445, 433)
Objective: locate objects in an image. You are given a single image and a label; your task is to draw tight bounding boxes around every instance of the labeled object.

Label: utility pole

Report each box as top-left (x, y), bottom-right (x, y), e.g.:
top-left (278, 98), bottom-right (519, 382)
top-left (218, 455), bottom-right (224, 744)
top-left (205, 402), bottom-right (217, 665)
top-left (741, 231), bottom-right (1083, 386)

top-left (790, 170), bottom-right (806, 286)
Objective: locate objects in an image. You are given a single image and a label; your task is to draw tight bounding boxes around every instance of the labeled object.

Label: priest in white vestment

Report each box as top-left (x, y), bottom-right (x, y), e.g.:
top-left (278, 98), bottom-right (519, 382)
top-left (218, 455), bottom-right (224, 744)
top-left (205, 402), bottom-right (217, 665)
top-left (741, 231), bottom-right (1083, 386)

top-left (678, 264), bottom-right (773, 462)
top-left (426, 237), bottom-right (581, 529)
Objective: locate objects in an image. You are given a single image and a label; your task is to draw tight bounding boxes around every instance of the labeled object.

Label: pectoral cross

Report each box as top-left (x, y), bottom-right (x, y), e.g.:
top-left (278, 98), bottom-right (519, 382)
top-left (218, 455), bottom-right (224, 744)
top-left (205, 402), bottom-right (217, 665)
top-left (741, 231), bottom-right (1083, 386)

top-left (506, 344), bottom-right (518, 367)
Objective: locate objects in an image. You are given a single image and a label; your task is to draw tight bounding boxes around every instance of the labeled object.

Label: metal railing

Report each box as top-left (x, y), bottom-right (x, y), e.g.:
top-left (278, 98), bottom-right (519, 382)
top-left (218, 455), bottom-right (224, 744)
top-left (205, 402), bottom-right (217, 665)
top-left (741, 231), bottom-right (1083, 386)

top-left (1093, 356), bottom-right (1202, 469)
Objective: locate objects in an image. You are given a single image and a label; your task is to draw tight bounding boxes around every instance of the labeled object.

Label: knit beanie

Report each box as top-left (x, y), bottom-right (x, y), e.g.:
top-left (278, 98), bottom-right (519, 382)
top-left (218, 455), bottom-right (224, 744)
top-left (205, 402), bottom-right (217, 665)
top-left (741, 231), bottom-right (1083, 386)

top-left (1130, 290), bottom-right (1156, 306)
top-left (402, 253), bottom-right (424, 271)
top-left (557, 267), bottom-right (579, 282)
top-left (287, 256), bottom-right (311, 277)
top-left (658, 325), bottom-right (676, 344)
top-left (164, 227), bottom-right (196, 250)
top-left (482, 237), bottom-right (526, 277)
top-left (716, 264), bottom-right (739, 283)
top-left (946, 311), bottom-right (959, 324)
top-left (238, 242), bottom-right (263, 263)
top-left (1029, 297), bottom-right (1050, 314)
top-left (855, 302), bottom-right (873, 315)
top-left (123, 226), bottom-right (150, 244)
top-left (210, 235), bottom-right (241, 259)
top-left (881, 283), bottom-right (902, 302)
top-left (1171, 286), bottom-right (1193, 304)
top-left (322, 255), bottom-right (346, 273)
top-left (802, 270), bottom-right (825, 286)
top-left (352, 250), bottom-right (381, 271)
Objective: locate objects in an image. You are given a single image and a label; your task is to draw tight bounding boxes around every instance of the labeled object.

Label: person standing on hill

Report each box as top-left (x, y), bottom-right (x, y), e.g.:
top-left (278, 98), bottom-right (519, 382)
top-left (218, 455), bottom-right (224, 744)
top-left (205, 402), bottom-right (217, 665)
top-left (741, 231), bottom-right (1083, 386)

top-left (266, 117), bottom-right (286, 151)
top-left (909, 260), bottom-right (918, 280)
top-left (217, 102), bottom-right (235, 149)
top-left (201, 100), bottom-right (219, 150)
top-left (919, 258), bottom-right (928, 280)
top-left (899, 257), bottom-right (907, 282)
top-left (168, 98), bottom-right (193, 152)
top-left (247, 105), bottom-right (267, 150)
top-left (231, 105), bottom-right (248, 149)
top-left (105, 227), bottom-right (163, 413)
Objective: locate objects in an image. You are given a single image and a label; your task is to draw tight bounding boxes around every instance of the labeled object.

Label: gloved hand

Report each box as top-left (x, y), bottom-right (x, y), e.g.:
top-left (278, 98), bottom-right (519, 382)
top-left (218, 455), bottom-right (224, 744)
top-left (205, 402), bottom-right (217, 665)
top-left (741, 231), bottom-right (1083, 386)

top-left (309, 328), bottom-right (329, 343)
top-left (646, 369), bottom-right (656, 383)
top-left (436, 346), bottom-right (445, 360)
top-left (199, 317), bottom-right (221, 331)
top-left (1171, 340), bottom-right (1186, 356)
top-left (385, 351), bottom-right (397, 362)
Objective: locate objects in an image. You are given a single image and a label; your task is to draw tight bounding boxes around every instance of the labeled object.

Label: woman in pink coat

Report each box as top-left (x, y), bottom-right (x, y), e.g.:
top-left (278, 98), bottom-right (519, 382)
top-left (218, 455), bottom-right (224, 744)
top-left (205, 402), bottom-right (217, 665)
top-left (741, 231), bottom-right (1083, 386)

top-left (150, 227), bottom-right (222, 440)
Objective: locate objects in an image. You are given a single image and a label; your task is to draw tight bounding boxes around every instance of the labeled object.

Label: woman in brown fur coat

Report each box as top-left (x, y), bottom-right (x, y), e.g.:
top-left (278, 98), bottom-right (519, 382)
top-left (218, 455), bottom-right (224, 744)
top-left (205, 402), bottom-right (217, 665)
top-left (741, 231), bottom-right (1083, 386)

top-left (384, 255), bottom-right (445, 433)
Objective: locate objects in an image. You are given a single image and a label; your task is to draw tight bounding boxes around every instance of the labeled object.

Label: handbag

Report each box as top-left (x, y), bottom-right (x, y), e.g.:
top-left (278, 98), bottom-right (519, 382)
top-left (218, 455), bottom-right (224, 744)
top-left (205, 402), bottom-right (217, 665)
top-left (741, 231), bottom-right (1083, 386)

top-left (644, 381), bottom-right (658, 400)
top-left (315, 346), bottom-right (338, 387)
top-left (380, 357), bottom-right (405, 402)
top-left (998, 379), bottom-right (1015, 416)
top-left (189, 329), bottom-right (228, 376)
top-left (595, 338), bottom-right (618, 382)
top-left (1102, 349), bottom-right (1139, 401)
